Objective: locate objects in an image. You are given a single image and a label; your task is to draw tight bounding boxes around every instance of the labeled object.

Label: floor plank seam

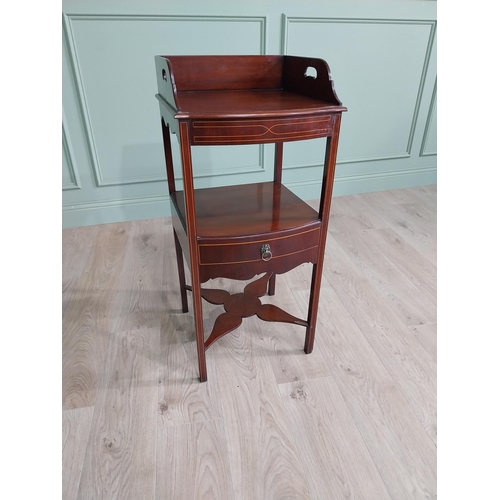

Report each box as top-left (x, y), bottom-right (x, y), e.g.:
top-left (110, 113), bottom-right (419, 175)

top-left (73, 404), bottom-right (96, 500)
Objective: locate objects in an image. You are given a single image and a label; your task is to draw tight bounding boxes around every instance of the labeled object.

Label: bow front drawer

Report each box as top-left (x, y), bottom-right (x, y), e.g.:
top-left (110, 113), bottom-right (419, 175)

top-left (191, 116), bottom-right (333, 145)
top-left (199, 228), bottom-right (320, 265)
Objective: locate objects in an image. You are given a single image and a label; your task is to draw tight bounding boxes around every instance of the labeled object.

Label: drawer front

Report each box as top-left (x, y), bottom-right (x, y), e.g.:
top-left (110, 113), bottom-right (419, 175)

top-left (199, 245), bottom-right (319, 283)
top-left (191, 116), bottom-right (332, 145)
top-left (199, 228), bottom-right (320, 265)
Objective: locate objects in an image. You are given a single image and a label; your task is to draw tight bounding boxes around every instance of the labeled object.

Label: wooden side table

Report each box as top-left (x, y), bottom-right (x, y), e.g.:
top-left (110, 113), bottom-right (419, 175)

top-left (155, 55), bottom-right (347, 382)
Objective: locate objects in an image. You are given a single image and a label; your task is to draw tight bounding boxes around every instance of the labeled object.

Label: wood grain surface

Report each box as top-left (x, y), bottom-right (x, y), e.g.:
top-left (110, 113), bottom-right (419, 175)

top-left (62, 225), bottom-right (100, 316)
top-left (293, 284), bottom-right (437, 498)
top-left (366, 228), bottom-right (436, 304)
top-left (322, 236), bottom-right (437, 444)
top-left (62, 223), bottom-right (130, 410)
top-left (63, 186), bottom-right (437, 499)
top-left (358, 191), bottom-right (437, 265)
top-left (62, 407), bottom-right (94, 500)
top-left (76, 327), bottom-right (160, 500)
top-left (279, 377), bottom-right (392, 500)
top-left (409, 323), bottom-right (437, 361)
top-left (331, 227), bottom-right (436, 326)
top-left (110, 219), bottom-right (165, 332)
top-left (156, 419), bottom-right (234, 499)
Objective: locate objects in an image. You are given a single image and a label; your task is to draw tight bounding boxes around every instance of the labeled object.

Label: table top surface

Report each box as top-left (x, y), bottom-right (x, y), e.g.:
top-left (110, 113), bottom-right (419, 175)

top-left (163, 89), bottom-right (346, 120)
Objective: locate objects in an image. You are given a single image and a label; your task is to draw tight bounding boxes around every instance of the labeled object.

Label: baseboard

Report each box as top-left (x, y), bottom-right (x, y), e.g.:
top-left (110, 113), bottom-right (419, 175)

top-left (62, 166), bottom-right (437, 229)
top-left (287, 166), bottom-right (437, 201)
top-left (62, 194), bottom-right (170, 229)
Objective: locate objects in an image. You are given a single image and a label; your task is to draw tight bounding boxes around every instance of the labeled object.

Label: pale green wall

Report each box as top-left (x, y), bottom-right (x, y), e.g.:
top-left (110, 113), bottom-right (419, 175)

top-left (62, 0), bottom-right (436, 228)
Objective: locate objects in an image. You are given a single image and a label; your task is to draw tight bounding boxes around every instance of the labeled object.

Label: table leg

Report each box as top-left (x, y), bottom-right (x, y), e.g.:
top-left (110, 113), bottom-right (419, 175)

top-left (173, 229), bottom-right (188, 313)
top-left (269, 142), bottom-right (283, 297)
top-left (304, 115), bottom-right (342, 354)
top-left (178, 121), bottom-right (207, 382)
top-left (304, 264), bottom-right (321, 353)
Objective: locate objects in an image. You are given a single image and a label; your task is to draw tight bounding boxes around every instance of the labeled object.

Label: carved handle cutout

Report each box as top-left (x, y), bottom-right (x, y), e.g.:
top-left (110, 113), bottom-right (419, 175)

top-left (162, 69), bottom-right (168, 81)
top-left (261, 243), bottom-right (272, 261)
top-left (304, 66), bottom-right (317, 79)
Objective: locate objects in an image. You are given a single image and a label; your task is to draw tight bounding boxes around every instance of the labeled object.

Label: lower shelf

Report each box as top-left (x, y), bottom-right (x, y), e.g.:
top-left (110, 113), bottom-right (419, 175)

top-left (170, 181), bottom-right (320, 241)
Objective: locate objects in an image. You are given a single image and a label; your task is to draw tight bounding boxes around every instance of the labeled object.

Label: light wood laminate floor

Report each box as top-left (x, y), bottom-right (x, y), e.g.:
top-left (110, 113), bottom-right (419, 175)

top-left (62, 185), bottom-right (437, 500)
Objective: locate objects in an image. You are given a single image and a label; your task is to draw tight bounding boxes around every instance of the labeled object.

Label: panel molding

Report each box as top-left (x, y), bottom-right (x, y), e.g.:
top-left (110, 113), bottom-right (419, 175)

top-left (420, 78), bottom-right (437, 156)
top-left (336, 165), bottom-right (437, 184)
top-left (62, 13), bottom-right (267, 187)
top-left (284, 152), bottom-right (411, 171)
top-left (281, 15), bottom-right (437, 162)
top-left (175, 143), bottom-right (266, 181)
top-left (63, 192), bottom-right (169, 212)
top-left (62, 112), bottom-right (81, 190)
top-left (63, 192), bottom-right (170, 229)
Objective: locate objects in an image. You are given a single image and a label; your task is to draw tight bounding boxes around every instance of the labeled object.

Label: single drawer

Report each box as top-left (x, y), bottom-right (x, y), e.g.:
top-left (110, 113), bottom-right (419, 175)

top-left (191, 116), bottom-right (333, 145)
top-left (198, 228), bottom-right (320, 265)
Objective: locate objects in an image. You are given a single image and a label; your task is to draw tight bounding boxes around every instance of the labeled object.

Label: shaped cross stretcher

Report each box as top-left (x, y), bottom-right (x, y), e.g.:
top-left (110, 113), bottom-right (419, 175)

top-left (188, 272), bottom-right (308, 349)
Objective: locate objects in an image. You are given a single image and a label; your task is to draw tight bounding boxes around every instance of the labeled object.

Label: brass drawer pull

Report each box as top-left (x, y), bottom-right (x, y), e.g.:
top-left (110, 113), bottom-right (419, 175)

top-left (261, 243), bottom-right (272, 261)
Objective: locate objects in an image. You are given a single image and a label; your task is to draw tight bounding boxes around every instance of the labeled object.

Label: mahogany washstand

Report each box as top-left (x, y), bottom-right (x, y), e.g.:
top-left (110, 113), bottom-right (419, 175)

top-left (155, 55), bottom-right (347, 382)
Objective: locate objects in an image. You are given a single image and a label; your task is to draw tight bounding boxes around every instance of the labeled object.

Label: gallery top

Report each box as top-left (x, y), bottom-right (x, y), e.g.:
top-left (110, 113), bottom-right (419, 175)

top-left (155, 55), bottom-right (347, 120)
